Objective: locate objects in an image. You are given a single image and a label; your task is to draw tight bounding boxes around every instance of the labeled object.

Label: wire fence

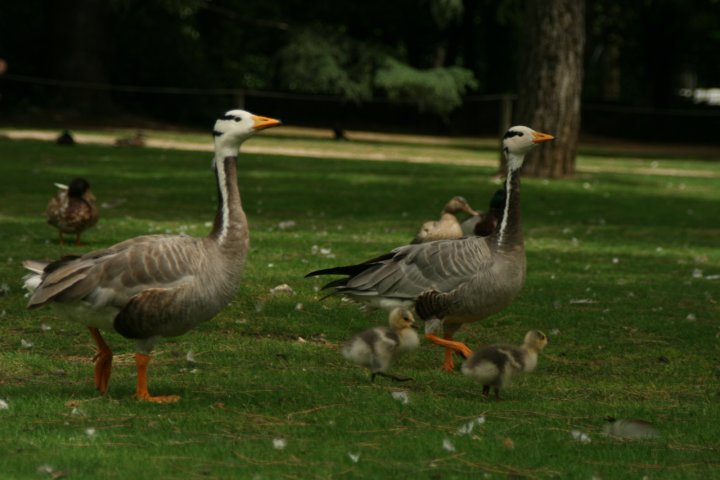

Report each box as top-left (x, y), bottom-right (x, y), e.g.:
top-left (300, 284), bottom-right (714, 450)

top-left (2, 73), bottom-right (719, 143)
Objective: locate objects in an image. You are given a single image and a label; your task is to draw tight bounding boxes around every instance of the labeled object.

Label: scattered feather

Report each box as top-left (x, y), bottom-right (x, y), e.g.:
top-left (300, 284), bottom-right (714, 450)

top-left (347, 452), bottom-right (361, 463)
top-left (297, 337), bottom-right (307, 344)
top-left (602, 419), bottom-right (660, 440)
top-left (20, 339), bottom-right (34, 349)
top-left (85, 427), bottom-right (97, 438)
top-left (456, 416), bottom-right (486, 435)
top-left (391, 391), bottom-right (409, 405)
top-left (550, 329), bottom-right (561, 336)
top-left (706, 274), bottom-right (720, 280)
top-left (0, 399), bottom-right (8, 410)
top-left (267, 263), bottom-right (274, 268)
top-left (71, 407), bottom-right (84, 416)
top-left (571, 430), bottom-right (592, 444)
top-left (294, 303), bottom-right (304, 311)
top-left (692, 268), bottom-right (703, 279)
top-left (442, 439), bottom-right (456, 452)
top-left (569, 299), bottom-right (596, 304)
top-left (0, 283), bottom-right (10, 295)
top-left (278, 220), bottom-right (296, 230)
top-left (270, 284), bottom-right (295, 295)
top-left (612, 257), bottom-right (620, 264)
top-left (185, 350), bottom-right (196, 364)
top-left (272, 437), bottom-right (287, 450)
top-left (40, 323), bottom-right (52, 332)
top-left (686, 313), bottom-right (697, 322)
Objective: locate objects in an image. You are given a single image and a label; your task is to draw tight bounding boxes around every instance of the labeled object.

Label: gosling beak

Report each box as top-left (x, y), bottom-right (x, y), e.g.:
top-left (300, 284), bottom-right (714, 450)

top-left (252, 115), bottom-right (282, 131)
top-left (532, 131), bottom-right (554, 143)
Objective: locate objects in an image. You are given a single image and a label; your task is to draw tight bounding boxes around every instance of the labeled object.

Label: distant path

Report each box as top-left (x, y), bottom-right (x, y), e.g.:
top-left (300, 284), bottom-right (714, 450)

top-left (2, 128), bottom-right (718, 178)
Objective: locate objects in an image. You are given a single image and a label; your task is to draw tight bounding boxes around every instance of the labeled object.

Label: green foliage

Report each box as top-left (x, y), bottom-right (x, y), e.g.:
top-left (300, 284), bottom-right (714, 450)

top-left (275, 29), bottom-right (375, 103)
top-left (375, 59), bottom-right (478, 117)
top-left (0, 134), bottom-right (719, 478)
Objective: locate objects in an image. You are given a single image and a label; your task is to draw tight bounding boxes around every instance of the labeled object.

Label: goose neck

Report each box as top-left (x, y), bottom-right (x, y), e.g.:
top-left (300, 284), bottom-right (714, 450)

top-left (209, 155), bottom-right (248, 250)
top-left (496, 155), bottom-right (524, 251)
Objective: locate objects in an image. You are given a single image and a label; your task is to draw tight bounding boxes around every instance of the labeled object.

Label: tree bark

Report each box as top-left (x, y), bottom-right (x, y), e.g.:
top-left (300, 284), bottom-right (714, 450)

top-left (515, 0), bottom-right (585, 178)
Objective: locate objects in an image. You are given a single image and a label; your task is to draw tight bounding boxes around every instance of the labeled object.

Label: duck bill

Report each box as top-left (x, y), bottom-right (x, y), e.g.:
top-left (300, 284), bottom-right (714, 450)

top-left (532, 131), bottom-right (554, 143)
top-left (252, 115), bottom-right (282, 131)
top-left (464, 206), bottom-right (481, 216)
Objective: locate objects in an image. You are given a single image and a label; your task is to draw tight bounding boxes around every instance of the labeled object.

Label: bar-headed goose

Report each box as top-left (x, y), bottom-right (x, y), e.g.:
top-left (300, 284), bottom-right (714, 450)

top-left (461, 330), bottom-right (548, 399)
top-left (45, 178), bottom-right (99, 246)
top-left (412, 196), bottom-right (479, 243)
top-left (460, 188), bottom-right (506, 237)
top-left (342, 307), bottom-right (419, 382)
top-left (23, 110), bottom-right (281, 403)
top-left (306, 126), bottom-right (553, 372)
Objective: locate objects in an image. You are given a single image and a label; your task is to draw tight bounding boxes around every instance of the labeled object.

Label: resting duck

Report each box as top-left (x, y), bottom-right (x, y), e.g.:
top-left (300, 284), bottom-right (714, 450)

top-left (342, 307), bottom-right (419, 382)
top-left (461, 330), bottom-right (548, 399)
top-left (460, 189), bottom-right (506, 237)
top-left (306, 126), bottom-right (554, 372)
top-left (412, 196), bottom-right (479, 243)
top-left (45, 178), bottom-right (99, 245)
top-left (23, 110), bottom-right (281, 403)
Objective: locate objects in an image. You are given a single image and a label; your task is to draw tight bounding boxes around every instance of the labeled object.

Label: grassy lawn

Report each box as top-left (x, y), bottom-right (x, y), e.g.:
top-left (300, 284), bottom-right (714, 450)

top-left (0, 132), bottom-right (719, 479)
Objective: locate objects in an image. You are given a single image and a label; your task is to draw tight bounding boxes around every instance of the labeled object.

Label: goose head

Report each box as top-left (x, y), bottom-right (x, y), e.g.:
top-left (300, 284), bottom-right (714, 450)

top-left (444, 196), bottom-right (480, 216)
top-left (523, 330), bottom-right (549, 351)
top-left (502, 126), bottom-right (554, 170)
top-left (212, 109), bottom-right (281, 160)
top-left (389, 308), bottom-right (416, 331)
top-left (68, 178), bottom-right (91, 198)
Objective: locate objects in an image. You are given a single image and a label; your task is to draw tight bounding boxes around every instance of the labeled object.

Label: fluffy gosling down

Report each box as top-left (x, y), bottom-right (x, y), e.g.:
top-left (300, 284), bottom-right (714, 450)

top-left (343, 308), bottom-right (420, 382)
top-left (461, 330), bottom-right (548, 399)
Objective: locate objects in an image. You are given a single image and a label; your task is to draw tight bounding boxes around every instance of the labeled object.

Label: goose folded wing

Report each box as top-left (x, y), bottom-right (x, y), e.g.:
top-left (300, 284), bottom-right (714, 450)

top-left (27, 235), bottom-right (205, 309)
top-left (341, 237), bottom-right (494, 298)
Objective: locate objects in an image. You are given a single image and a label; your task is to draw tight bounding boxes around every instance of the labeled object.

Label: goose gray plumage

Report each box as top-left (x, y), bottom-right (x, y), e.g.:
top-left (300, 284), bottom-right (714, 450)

top-left (461, 330), bottom-right (547, 399)
top-left (306, 126), bottom-right (553, 372)
top-left (22, 110), bottom-right (281, 402)
top-left (45, 178), bottom-right (99, 246)
top-left (342, 307), bottom-right (419, 382)
top-left (411, 196), bottom-right (479, 243)
top-left (460, 188), bottom-right (506, 237)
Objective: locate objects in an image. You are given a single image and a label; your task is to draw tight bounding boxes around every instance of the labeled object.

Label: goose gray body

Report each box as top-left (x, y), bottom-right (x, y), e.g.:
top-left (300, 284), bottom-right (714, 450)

top-left (22, 110), bottom-right (281, 402)
top-left (461, 330), bottom-right (548, 399)
top-left (307, 126), bottom-right (553, 371)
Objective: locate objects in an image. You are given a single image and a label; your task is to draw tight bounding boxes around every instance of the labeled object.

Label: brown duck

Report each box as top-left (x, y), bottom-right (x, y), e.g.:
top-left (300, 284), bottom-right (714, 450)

top-left (306, 125), bottom-right (553, 372)
top-left (23, 110), bottom-right (281, 402)
top-left (45, 178), bottom-right (99, 246)
top-left (412, 196), bottom-right (479, 243)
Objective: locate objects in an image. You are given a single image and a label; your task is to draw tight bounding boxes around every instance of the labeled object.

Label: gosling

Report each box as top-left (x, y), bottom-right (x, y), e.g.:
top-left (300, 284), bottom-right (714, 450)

top-left (461, 330), bottom-right (548, 399)
top-left (342, 308), bottom-right (420, 382)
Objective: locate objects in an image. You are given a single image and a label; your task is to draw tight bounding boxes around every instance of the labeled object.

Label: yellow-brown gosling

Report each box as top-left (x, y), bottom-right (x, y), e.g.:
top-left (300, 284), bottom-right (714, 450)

top-left (45, 178), bottom-right (99, 246)
top-left (461, 330), bottom-right (548, 399)
top-left (342, 308), bottom-right (419, 382)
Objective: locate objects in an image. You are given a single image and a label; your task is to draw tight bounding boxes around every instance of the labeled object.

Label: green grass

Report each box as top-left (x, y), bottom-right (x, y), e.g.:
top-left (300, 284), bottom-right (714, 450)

top-left (0, 134), bottom-right (719, 479)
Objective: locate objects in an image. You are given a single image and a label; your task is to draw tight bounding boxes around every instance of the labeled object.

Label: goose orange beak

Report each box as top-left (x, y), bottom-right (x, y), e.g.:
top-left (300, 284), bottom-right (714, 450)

top-left (252, 115), bottom-right (282, 131)
top-left (532, 131), bottom-right (554, 143)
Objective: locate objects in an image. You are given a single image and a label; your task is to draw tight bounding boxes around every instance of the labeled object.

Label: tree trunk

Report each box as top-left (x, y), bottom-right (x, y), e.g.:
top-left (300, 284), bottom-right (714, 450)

top-left (515, 0), bottom-right (585, 178)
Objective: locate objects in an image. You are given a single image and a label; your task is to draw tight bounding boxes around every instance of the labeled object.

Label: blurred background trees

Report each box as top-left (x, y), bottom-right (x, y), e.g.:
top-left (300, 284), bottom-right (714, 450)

top-left (1, 0), bottom-right (719, 175)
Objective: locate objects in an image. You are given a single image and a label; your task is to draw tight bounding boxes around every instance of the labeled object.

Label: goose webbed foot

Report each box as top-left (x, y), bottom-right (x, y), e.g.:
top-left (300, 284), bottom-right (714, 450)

top-left (134, 353), bottom-right (181, 403)
top-left (425, 333), bottom-right (473, 372)
top-left (371, 372), bottom-right (414, 383)
top-left (88, 327), bottom-right (113, 394)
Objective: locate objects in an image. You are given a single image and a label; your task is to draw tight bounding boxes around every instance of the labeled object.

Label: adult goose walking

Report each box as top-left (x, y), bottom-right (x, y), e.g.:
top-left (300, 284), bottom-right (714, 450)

top-left (306, 126), bottom-right (553, 372)
top-left (23, 110), bottom-right (281, 402)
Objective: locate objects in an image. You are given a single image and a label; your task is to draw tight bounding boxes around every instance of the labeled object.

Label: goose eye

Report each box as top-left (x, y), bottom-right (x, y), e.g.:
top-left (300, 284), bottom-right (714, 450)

top-left (517, 132), bottom-right (524, 137)
top-left (234, 117), bottom-right (241, 122)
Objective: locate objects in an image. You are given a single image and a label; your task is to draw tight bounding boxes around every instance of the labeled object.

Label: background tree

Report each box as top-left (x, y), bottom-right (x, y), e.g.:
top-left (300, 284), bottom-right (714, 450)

top-left (515, 0), bottom-right (586, 178)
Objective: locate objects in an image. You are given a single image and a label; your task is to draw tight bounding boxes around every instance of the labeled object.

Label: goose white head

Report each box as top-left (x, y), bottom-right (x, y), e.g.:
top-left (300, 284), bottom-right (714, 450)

top-left (212, 109), bottom-right (281, 161)
top-left (502, 125), bottom-right (554, 170)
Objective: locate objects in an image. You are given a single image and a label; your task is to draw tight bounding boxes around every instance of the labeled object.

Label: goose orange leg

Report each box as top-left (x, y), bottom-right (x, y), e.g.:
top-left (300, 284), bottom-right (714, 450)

top-left (134, 353), bottom-right (181, 403)
top-left (88, 327), bottom-right (112, 394)
top-left (424, 333), bottom-right (473, 372)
